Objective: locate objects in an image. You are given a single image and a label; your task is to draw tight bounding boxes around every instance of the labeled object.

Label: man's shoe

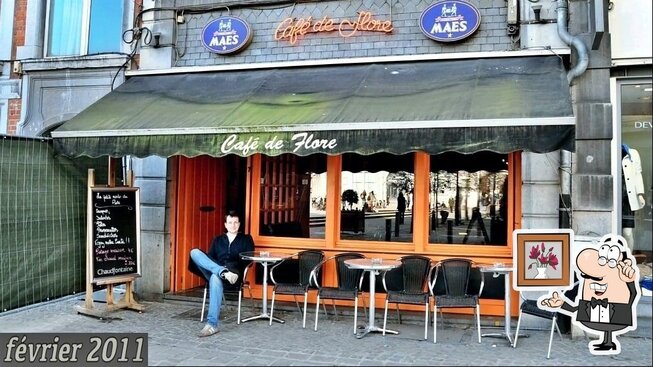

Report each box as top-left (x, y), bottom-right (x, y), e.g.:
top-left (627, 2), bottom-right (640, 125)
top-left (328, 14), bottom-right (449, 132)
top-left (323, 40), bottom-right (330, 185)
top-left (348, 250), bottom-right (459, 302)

top-left (199, 324), bottom-right (218, 337)
top-left (223, 271), bottom-right (238, 285)
top-left (593, 343), bottom-right (616, 351)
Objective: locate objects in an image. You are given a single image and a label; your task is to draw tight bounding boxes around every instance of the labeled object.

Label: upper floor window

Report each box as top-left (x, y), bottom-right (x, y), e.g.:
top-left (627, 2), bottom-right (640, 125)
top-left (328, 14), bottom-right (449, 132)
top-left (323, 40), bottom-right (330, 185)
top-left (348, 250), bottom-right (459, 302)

top-left (46, 0), bottom-right (124, 57)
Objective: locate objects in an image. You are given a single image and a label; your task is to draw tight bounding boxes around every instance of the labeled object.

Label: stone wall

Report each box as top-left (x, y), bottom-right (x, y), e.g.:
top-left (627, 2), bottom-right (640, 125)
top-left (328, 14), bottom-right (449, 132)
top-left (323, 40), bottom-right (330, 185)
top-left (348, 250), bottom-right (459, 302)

top-left (143, 0), bottom-right (514, 69)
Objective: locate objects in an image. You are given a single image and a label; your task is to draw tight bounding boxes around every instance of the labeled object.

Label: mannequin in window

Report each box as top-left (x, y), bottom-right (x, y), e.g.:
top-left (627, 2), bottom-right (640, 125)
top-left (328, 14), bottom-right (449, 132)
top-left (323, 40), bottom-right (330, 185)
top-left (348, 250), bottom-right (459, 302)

top-left (621, 144), bottom-right (646, 251)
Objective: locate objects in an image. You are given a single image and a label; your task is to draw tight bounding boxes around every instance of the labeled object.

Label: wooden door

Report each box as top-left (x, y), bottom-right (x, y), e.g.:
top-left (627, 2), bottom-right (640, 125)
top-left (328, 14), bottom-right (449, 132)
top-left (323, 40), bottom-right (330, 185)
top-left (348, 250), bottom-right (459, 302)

top-left (171, 156), bottom-right (226, 292)
top-left (259, 154), bottom-right (309, 237)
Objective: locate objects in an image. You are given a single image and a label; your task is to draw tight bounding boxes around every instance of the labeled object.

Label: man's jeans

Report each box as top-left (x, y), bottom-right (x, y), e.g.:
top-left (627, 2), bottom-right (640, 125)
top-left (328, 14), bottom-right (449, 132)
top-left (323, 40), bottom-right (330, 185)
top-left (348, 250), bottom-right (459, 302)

top-left (190, 249), bottom-right (227, 327)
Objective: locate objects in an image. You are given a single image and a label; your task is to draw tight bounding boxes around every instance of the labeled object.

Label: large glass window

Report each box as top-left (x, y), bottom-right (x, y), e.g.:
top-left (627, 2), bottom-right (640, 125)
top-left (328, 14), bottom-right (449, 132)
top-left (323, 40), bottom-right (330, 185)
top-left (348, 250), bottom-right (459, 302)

top-left (259, 154), bottom-right (327, 239)
top-left (340, 153), bottom-right (414, 242)
top-left (47, 0), bottom-right (124, 57)
top-left (619, 82), bottom-right (652, 256)
top-left (429, 152), bottom-right (509, 245)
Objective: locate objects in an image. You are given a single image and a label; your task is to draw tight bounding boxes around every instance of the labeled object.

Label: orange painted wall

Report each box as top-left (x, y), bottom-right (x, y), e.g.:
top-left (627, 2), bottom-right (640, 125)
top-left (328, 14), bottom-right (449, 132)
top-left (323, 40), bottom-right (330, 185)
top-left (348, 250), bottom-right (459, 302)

top-left (171, 152), bottom-right (522, 317)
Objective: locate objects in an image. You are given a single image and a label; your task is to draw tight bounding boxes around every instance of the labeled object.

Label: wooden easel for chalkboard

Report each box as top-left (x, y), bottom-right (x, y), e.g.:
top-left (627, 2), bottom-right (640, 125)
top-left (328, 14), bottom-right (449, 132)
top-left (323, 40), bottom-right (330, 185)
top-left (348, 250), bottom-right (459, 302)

top-left (76, 163), bottom-right (144, 318)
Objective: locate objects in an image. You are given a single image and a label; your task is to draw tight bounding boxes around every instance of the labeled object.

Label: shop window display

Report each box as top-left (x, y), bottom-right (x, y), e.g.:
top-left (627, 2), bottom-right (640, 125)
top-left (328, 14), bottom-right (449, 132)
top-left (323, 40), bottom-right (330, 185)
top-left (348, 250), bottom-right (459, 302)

top-left (428, 151), bottom-right (509, 246)
top-left (619, 82), bottom-right (652, 259)
top-left (339, 153), bottom-right (414, 243)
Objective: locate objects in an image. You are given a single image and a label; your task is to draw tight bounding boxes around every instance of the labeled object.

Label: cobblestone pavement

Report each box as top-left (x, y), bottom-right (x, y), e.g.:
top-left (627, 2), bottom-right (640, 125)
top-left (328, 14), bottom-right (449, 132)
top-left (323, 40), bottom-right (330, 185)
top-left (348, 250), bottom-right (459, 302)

top-left (1, 295), bottom-right (651, 366)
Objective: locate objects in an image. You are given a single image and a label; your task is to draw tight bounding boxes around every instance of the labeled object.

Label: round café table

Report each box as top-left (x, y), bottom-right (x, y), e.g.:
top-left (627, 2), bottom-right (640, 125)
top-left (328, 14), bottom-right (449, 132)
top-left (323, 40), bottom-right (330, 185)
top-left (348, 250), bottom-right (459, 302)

top-left (239, 251), bottom-right (288, 324)
top-left (479, 264), bottom-right (515, 344)
top-left (344, 258), bottom-right (401, 338)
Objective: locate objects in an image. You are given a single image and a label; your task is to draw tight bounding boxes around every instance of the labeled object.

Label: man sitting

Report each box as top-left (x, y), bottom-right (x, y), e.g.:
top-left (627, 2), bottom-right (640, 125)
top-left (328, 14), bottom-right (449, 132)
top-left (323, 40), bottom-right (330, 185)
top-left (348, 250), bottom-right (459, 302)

top-left (189, 210), bottom-right (254, 337)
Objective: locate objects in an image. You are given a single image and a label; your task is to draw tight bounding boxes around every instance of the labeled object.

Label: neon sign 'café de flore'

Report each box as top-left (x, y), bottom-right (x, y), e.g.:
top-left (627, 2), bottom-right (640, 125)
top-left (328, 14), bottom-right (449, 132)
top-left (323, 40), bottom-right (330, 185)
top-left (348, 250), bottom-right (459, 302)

top-left (50, 1), bottom-right (576, 318)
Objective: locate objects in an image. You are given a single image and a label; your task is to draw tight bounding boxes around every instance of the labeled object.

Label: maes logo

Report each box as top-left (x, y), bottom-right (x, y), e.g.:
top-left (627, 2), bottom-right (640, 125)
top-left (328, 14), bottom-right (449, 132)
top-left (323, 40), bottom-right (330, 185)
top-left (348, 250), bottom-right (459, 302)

top-left (419, 1), bottom-right (481, 42)
top-left (202, 16), bottom-right (253, 54)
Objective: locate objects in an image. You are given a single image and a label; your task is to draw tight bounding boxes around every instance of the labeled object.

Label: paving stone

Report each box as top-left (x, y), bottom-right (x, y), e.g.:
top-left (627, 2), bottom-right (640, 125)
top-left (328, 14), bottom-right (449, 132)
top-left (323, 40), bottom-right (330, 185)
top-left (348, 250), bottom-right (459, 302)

top-left (0, 296), bottom-right (651, 366)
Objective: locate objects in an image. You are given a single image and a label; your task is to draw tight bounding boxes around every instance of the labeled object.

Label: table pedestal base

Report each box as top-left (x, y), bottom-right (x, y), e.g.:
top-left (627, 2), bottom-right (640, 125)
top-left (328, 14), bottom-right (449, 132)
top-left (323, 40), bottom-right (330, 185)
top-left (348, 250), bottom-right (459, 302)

top-left (481, 331), bottom-right (513, 344)
top-left (356, 324), bottom-right (398, 339)
top-left (241, 313), bottom-right (284, 324)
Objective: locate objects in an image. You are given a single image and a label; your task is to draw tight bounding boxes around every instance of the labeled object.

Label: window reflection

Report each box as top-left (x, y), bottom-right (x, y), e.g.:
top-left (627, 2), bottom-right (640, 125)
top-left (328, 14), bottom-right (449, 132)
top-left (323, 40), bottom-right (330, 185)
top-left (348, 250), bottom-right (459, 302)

top-left (429, 152), bottom-right (509, 245)
top-left (619, 83), bottom-right (652, 253)
top-left (340, 153), bottom-right (414, 242)
top-left (259, 154), bottom-right (327, 238)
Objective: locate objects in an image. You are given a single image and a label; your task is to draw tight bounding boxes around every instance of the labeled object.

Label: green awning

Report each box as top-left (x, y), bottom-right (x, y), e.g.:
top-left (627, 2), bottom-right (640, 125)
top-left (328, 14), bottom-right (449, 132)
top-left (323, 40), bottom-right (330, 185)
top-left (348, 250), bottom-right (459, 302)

top-left (51, 56), bottom-right (574, 158)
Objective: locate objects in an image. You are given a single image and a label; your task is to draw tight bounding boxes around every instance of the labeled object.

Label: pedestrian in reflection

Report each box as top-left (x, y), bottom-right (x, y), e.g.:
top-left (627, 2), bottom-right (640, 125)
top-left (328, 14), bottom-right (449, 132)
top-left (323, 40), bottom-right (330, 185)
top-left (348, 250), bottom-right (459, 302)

top-left (368, 190), bottom-right (377, 210)
top-left (190, 210), bottom-right (255, 337)
top-left (397, 191), bottom-right (406, 224)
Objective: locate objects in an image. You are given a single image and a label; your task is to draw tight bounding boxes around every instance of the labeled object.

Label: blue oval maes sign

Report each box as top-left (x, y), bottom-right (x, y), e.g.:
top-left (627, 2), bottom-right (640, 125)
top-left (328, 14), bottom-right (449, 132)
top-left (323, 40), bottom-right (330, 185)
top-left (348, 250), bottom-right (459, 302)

top-left (202, 16), bottom-right (253, 54)
top-left (419, 1), bottom-right (481, 42)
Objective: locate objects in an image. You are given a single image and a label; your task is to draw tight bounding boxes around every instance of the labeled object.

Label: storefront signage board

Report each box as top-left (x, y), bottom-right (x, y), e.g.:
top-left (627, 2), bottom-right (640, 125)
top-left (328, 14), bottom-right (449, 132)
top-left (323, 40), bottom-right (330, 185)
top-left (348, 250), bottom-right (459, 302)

top-left (275, 11), bottom-right (393, 45)
top-left (202, 16), bottom-right (253, 54)
top-left (419, 1), bottom-right (481, 42)
top-left (221, 132), bottom-right (337, 155)
top-left (76, 170), bottom-right (144, 318)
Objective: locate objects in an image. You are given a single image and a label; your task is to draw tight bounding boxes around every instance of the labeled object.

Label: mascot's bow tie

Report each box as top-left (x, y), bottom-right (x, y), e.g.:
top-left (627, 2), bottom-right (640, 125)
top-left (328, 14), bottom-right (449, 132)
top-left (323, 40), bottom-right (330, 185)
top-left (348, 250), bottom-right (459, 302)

top-left (590, 297), bottom-right (608, 308)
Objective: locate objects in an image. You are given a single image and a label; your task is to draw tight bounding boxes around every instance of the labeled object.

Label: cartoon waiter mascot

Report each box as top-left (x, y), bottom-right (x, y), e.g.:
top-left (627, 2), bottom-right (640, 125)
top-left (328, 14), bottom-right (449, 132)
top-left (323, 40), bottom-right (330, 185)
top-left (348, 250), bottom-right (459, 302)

top-left (540, 234), bottom-right (641, 355)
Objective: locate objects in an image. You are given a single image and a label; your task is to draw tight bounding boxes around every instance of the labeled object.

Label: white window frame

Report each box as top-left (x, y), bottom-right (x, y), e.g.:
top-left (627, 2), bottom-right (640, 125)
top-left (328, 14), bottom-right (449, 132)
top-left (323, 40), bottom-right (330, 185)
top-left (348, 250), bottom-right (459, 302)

top-left (44, 0), bottom-right (128, 57)
top-left (610, 76), bottom-right (653, 234)
top-left (0, 100), bottom-right (7, 135)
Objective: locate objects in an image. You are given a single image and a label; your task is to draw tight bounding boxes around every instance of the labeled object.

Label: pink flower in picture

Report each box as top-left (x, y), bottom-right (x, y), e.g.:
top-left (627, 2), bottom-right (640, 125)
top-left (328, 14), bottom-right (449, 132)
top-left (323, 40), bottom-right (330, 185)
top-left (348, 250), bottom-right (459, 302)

top-left (528, 242), bottom-right (559, 269)
top-left (548, 253), bottom-right (559, 270)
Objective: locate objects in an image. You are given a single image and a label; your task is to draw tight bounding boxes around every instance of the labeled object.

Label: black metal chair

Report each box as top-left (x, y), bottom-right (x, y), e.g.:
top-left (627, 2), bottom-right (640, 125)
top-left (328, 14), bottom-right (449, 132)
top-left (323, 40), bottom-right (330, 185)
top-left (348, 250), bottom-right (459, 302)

top-left (381, 255), bottom-right (433, 340)
top-left (512, 291), bottom-right (562, 359)
top-left (187, 252), bottom-right (254, 324)
top-left (512, 280), bottom-right (582, 359)
top-left (269, 250), bottom-right (325, 328)
top-left (309, 252), bottom-right (367, 334)
top-left (431, 258), bottom-right (484, 344)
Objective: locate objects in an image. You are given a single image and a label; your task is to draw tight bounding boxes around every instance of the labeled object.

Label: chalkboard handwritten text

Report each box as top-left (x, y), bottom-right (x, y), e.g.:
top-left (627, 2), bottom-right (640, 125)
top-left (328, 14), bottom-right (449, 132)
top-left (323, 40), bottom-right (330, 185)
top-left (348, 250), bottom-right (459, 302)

top-left (91, 189), bottom-right (139, 280)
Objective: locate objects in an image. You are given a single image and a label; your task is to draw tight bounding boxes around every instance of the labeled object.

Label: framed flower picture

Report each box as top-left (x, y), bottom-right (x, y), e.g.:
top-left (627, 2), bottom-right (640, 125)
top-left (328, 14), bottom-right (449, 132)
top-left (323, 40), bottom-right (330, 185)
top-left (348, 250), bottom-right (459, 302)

top-left (513, 229), bottom-right (574, 289)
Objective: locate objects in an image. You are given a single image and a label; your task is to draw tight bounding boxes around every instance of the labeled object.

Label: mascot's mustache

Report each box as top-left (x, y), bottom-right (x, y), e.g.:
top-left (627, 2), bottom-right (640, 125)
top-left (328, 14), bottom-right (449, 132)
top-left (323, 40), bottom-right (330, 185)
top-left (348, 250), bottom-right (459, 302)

top-left (580, 272), bottom-right (603, 282)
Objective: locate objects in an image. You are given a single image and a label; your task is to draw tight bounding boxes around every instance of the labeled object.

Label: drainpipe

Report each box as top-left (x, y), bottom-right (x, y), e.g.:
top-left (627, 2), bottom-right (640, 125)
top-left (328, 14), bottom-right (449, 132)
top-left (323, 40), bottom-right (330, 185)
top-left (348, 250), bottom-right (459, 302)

top-left (557, 0), bottom-right (589, 85)
top-left (559, 150), bottom-right (572, 228)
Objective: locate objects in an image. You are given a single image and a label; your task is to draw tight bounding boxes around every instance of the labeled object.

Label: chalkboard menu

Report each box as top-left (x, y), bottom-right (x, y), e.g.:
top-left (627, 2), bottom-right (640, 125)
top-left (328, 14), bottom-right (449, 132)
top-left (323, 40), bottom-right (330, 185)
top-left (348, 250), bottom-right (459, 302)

top-left (90, 187), bottom-right (141, 282)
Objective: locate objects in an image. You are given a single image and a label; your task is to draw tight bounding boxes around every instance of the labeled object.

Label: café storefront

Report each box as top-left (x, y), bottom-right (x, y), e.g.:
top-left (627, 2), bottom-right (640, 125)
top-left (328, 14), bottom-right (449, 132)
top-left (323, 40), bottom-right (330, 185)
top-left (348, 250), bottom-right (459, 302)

top-left (51, 54), bottom-right (574, 316)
